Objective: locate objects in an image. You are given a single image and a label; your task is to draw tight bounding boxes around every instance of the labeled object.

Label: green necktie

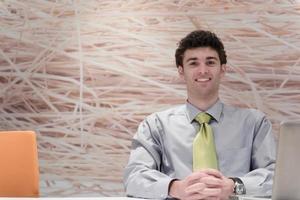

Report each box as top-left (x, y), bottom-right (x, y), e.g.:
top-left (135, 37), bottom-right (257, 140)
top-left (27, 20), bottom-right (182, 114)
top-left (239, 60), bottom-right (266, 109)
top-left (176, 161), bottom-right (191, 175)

top-left (193, 112), bottom-right (218, 171)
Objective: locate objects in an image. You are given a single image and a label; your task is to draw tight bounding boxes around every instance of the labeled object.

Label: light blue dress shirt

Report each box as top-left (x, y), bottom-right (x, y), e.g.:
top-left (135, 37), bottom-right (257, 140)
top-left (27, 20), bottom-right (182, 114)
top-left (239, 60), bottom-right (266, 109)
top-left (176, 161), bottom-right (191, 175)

top-left (124, 100), bottom-right (276, 199)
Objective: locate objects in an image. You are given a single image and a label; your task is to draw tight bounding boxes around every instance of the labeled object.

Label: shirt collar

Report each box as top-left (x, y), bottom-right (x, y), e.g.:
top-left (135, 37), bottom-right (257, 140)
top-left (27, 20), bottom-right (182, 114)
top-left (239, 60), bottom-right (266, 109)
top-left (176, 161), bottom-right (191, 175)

top-left (185, 99), bottom-right (223, 123)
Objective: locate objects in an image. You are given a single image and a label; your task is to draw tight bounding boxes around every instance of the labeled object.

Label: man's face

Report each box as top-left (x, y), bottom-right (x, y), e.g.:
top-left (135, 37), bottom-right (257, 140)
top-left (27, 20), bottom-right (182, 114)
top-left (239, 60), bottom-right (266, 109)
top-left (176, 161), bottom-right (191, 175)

top-left (178, 47), bottom-right (226, 101)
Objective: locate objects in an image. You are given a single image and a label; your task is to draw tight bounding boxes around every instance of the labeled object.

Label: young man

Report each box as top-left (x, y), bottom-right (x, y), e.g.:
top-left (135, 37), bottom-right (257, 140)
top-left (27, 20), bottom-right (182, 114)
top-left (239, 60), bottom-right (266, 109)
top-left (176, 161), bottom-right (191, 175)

top-left (123, 30), bottom-right (276, 200)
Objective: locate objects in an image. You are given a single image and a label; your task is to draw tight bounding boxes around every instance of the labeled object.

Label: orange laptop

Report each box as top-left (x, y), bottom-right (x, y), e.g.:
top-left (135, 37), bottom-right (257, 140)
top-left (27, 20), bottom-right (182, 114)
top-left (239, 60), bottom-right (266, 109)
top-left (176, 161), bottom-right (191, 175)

top-left (0, 131), bottom-right (39, 197)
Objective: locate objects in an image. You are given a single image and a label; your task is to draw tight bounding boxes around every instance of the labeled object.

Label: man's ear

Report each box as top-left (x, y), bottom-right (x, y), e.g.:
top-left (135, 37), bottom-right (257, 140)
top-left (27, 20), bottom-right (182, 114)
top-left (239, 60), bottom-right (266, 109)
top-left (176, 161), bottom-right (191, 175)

top-left (177, 66), bottom-right (186, 83)
top-left (220, 64), bottom-right (226, 77)
top-left (178, 65), bottom-right (184, 75)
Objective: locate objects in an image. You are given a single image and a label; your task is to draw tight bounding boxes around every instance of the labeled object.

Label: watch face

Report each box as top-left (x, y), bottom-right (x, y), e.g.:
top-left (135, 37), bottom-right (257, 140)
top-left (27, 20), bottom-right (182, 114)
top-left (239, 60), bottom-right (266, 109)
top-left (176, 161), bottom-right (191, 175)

top-left (236, 183), bottom-right (246, 195)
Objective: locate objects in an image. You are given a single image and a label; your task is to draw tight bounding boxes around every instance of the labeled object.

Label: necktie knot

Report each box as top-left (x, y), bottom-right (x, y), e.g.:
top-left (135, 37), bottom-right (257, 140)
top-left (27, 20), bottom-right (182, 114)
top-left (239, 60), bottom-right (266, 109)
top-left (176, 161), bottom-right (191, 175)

top-left (195, 112), bottom-right (211, 124)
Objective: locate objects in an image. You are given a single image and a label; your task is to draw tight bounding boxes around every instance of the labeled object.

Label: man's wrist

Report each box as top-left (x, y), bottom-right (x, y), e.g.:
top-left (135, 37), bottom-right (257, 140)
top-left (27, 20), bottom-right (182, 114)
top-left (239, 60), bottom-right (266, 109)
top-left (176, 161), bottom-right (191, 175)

top-left (168, 179), bottom-right (180, 199)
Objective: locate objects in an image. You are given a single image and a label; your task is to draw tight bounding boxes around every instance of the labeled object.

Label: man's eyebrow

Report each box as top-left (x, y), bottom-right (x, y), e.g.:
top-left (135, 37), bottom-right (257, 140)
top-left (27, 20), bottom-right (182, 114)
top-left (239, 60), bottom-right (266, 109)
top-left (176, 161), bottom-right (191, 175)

top-left (186, 57), bottom-right (198, 62)
top-left (206, 56), bottom-right (218, 60)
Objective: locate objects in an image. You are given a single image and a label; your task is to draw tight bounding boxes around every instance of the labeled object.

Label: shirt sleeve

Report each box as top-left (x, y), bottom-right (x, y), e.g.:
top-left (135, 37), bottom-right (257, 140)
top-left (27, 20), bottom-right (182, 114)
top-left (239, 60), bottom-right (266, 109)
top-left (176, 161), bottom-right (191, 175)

top-left (123, 117), bottom-right (174, 199)
top-left (239, 113), bottom-right (277, 196)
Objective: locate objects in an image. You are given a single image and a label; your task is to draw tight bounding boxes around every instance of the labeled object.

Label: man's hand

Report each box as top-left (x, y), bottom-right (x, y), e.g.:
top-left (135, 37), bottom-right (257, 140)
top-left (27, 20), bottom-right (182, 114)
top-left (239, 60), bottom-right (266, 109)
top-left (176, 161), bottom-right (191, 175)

top-left (220, 175), bottom-right (235, 200)
top-left (169, 169), bottom-right (234, 200)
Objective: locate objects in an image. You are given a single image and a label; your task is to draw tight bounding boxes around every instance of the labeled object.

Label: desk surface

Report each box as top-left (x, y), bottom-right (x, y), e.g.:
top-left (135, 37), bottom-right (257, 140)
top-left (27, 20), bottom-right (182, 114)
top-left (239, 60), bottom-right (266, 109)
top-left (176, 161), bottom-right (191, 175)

top-left (0, 198), bottom-right (146, 200)
top-left (0, 195), bottom-right (271, 199)
top-left (232, 195), bottom-right (270, 200)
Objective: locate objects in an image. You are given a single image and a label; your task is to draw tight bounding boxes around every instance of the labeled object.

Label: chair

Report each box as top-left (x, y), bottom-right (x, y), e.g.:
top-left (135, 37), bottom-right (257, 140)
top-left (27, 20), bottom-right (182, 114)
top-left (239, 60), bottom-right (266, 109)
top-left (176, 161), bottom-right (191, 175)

top-left (0, 131), bottom-right (39, 197)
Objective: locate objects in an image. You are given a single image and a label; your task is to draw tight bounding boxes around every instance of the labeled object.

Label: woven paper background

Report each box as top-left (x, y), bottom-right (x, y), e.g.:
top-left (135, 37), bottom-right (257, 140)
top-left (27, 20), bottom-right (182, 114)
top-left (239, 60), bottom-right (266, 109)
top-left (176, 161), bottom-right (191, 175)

top-left (0, 0), bottom-right (299, 197)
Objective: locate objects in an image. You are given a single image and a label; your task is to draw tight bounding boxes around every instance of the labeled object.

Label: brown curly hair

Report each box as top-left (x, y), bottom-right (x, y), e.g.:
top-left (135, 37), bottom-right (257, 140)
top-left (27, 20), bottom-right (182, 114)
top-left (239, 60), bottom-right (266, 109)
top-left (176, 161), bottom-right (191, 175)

top-left (175, 30), bottom-right (227, 67)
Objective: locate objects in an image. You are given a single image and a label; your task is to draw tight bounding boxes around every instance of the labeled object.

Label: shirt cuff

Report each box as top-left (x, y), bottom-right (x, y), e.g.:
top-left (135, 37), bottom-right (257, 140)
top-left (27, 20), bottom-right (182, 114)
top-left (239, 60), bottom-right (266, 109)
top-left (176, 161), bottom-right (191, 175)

top-left (151, 177), bottom-right (175, 199)
top-left (239, 176), bottom-right (272, 196)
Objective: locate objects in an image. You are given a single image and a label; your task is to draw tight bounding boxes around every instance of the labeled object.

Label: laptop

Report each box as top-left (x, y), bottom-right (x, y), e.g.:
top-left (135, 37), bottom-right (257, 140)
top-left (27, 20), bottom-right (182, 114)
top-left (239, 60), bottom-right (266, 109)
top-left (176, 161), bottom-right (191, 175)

top-left (234, 120), bottom-right (300, 200)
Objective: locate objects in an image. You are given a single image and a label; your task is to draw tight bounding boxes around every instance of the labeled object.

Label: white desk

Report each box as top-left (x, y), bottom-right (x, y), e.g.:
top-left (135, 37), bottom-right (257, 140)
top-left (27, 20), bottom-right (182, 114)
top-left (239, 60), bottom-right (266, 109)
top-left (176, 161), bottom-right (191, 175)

top-left (0, 197), bottom-right (271, 200)
top-left (231, 195), bottom-right (271, 200)
top-left (0, 198), bottom-right (148, 200)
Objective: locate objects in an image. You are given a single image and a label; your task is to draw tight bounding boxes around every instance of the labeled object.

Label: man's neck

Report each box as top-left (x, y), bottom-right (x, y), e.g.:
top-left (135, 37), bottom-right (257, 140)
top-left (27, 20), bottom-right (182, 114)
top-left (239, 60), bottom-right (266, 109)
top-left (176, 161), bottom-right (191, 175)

top-left (187, 96), bottom-right (219, 111)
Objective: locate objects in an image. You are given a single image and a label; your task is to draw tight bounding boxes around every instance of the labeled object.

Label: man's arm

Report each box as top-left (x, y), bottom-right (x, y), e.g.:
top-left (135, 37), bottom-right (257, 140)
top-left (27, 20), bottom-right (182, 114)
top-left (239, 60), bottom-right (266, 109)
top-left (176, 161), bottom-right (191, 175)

top-left (123, 118), bottom-right (174, 199)
top-left (239, 114), bottom-right (277, 195)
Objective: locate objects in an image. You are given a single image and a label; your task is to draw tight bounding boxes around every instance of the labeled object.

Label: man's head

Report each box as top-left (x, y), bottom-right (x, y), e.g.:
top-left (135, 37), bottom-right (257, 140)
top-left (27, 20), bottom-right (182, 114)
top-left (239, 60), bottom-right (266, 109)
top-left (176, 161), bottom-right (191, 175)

top-left (175, 30), bottom-right (227, 68)
top-left (175, 30), bottom-right (227, 108)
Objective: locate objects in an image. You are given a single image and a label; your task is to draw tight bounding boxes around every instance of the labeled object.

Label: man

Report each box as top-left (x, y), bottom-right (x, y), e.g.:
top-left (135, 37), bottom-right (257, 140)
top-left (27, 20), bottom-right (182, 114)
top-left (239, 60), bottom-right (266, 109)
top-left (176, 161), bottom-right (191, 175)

top-left (123, 30), bottom-right (276, 200)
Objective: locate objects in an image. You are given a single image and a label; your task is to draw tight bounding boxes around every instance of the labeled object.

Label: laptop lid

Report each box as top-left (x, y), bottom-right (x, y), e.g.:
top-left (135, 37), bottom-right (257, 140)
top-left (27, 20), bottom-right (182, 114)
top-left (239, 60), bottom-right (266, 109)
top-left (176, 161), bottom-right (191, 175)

top-left (272, 120), bottom-right (300, 200)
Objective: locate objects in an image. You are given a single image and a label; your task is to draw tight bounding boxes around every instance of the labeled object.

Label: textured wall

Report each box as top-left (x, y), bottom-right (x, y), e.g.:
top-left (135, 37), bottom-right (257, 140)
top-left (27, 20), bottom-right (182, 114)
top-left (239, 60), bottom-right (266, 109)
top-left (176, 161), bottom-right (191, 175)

top-left (0, 0), bottom-right (300, 197)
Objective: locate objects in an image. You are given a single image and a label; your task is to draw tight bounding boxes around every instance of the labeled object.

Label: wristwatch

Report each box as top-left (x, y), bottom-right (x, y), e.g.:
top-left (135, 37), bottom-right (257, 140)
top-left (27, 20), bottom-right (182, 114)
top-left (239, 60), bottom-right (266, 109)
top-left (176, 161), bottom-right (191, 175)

top-left (230, 177), bottom-right (246, 195)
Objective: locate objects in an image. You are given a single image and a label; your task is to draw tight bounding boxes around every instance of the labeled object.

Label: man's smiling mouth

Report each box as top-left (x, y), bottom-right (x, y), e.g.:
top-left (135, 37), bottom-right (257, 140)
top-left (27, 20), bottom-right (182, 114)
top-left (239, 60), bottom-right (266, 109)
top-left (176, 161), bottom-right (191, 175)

top-left (195, 78), bottom-right (212, 82)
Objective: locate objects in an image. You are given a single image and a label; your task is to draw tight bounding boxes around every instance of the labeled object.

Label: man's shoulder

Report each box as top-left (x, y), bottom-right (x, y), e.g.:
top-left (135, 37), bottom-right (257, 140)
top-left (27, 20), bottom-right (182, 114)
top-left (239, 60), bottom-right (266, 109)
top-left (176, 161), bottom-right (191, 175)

top-left (223, 103), bottom-right (265, 117)
top-left (147, 104), bottom-right (186, 119)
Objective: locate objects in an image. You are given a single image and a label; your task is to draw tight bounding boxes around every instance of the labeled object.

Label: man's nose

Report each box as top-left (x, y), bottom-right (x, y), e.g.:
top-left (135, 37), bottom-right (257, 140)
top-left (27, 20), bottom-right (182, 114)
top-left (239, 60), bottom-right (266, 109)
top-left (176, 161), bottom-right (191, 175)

top-left (197, 64), bottom-right (209, 74)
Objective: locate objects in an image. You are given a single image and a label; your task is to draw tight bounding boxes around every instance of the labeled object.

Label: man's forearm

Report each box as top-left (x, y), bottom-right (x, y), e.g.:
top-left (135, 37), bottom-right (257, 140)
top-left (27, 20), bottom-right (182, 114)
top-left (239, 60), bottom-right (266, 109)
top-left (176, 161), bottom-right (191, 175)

top-left (124, 167), bottom-right (174, 199)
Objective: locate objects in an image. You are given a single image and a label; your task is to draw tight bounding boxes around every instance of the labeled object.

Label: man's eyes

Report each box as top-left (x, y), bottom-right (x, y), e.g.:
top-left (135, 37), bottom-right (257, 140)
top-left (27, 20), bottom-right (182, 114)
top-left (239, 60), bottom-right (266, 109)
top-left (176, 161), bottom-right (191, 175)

top-left (206, 61), bottom-right (216, 65)
top-left (187, 60), bottom-right (217, 66)
top-left (186, 61), bottom-right (198, 66)
top-left (190, 62), bottom-right (198, 65)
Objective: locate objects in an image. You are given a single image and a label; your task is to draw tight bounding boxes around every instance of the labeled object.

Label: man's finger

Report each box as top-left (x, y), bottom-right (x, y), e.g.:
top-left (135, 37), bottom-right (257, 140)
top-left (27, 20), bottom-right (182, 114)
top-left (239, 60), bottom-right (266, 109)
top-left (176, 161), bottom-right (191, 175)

top-left (185, 182), bottom-right (206, 194)
top-left (200, 176), bottom-right (223, 187)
